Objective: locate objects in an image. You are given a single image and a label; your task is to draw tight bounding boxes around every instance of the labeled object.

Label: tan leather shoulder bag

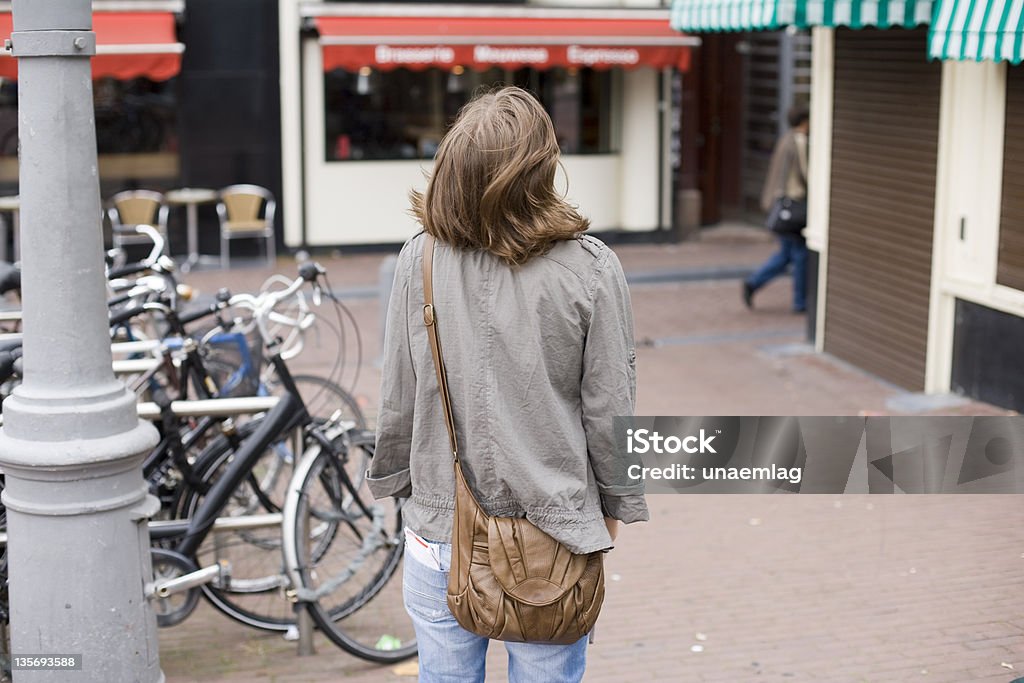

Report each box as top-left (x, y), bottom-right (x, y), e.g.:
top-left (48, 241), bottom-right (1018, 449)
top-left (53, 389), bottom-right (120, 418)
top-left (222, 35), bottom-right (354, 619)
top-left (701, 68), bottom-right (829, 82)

top-left (420, 233), bottom-right (605, 644)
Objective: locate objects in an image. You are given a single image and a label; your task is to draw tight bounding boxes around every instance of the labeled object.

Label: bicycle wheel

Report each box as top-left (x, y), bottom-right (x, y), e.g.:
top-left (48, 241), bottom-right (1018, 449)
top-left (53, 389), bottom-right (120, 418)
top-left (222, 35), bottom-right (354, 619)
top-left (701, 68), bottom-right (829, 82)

top-left (179, 419), bottom-right (299, 631)
top-left (269, 374), bottom-right (366, 428)
top-left (182, 412), bottom-right (370, 631)
top-left (285, 435), bottom-right (416, 663)
top-left (0, 476), bottom-right (7, 625)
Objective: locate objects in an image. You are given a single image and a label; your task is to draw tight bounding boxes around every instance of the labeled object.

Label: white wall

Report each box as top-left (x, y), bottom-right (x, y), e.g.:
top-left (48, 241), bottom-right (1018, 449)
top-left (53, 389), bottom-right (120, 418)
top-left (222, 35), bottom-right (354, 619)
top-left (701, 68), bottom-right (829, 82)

top-left (297, 38), bottom-right (663, 245)
top-left (808, 27), bottom-right (834, 351)
top-left (925, 60), bottom-right (1024, 393)
top-left (279, 0), bottom-right (303, 246)
top-left (619, 67), bottom-right (661, 231)
top-left (560, 156), bottom-right (624, 232)
top-left (305, 162), bottom-right (432, 245)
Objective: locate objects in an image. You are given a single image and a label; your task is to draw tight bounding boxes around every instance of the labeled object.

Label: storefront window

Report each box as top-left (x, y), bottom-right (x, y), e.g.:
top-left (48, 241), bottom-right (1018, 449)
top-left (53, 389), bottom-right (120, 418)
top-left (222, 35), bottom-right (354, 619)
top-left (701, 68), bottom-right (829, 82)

top-left (324, 66), bottom-right (615, 161)
top-left (0, 76), bottom-right (179, 193)
top-left (93, 77), bottom-right (178, 156)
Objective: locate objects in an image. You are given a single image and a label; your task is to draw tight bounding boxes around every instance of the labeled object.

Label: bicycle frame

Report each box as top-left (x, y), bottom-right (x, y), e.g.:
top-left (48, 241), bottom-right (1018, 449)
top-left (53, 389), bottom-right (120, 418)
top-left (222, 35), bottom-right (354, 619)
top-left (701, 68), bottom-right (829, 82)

top-left (147, 355), bottom-right (311, 559)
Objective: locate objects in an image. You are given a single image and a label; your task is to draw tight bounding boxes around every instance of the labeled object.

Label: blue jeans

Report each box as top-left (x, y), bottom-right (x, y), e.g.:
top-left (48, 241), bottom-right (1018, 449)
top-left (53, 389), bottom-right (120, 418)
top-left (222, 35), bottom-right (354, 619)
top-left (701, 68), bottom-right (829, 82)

top-left (402, 539), bottom-right (588, 683)
top-left (747, 234), bottom-right (808, 311)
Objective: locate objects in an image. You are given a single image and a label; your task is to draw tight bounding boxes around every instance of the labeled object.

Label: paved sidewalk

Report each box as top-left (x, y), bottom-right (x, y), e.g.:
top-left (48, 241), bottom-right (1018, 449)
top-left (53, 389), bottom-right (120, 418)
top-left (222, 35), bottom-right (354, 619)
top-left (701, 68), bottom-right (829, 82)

top-left (161, 231), bottom-right (1023, 682)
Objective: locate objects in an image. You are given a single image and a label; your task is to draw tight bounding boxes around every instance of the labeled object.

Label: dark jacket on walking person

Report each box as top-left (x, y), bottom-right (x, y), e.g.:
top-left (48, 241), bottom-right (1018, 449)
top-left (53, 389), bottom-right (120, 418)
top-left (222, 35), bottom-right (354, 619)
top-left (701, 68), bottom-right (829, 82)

top-left (369, 86), bottom-right (648, 682)
top-left (744, 106), bottom-right (810, 313)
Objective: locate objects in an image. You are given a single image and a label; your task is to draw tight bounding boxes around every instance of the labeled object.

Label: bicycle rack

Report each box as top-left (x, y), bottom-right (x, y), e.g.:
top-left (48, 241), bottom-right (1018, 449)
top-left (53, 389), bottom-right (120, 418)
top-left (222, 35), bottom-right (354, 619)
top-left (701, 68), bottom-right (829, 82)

top-left (146, 560), bottom-right (229, 601)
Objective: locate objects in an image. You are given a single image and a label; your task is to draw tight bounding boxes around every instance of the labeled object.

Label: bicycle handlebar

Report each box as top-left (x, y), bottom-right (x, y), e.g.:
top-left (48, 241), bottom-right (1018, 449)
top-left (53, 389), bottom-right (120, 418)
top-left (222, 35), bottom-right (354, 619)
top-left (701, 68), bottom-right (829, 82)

top-left (107, 292), bottom-right (133, 307)
top-left (227, 262), bottom-right (324, 348)
top-left (109, 263), bottom-right (324, 352)
top-left (136, 224), bottom-right (166, 266)
top-left (178, 303), bottom-right (223, 326)
top-left (106, 225), bottom-right (175, 282)
top-left (109, 300), bottom-right (176, 328)
top-left (109, 304), bottom-right (149, 326)
top-left (107, 262), bottom-right (153, 280)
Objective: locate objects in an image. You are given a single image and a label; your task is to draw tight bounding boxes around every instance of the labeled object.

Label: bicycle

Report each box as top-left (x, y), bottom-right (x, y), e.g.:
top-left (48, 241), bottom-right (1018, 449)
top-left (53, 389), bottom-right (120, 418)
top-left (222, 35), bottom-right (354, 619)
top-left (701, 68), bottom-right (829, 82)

top-left (0, 263), bottom-right (367, 632)
top-left (0, 261), bottom-right (414, 663)
top-left (122, 267), bottom-right (366, 631)
top-left (146, 267), bottom-right (416, 661)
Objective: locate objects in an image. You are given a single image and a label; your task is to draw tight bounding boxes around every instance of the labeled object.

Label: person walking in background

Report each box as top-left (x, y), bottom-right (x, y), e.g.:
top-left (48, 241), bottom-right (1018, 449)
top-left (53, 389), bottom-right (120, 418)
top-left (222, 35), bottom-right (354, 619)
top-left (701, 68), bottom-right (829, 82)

top-left (369, 86), bottom-right (648, 682)
top-left (743, 106), bottom-right (810, 313)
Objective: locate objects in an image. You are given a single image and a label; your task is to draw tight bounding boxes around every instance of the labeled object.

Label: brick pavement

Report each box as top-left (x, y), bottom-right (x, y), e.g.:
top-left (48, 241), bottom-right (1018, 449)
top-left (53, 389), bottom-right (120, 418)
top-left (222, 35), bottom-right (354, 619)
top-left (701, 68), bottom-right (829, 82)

top-left (161, 231), bottom-right (1023, 682)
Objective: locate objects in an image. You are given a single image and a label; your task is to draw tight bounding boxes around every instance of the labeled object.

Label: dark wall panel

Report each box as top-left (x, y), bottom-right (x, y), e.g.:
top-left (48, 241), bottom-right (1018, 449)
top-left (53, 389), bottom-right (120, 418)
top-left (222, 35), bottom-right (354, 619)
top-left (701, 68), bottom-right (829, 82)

top-left (178, 0), bottom-right (282, 251)
top-left (807, 248), bottom-right (819, 344)
top-left (952, 299), bottom-right (1024, 411)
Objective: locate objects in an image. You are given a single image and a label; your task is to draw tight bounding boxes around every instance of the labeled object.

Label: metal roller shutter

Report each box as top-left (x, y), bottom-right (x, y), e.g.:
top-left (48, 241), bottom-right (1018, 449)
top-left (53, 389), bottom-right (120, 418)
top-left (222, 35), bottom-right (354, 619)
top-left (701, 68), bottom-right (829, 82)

top-left (742, 34), bottom-right (783, 214)
top-left (824, 28), bottom-right (939, 391)
top-left (998, 67), bottom-right (1024, 292)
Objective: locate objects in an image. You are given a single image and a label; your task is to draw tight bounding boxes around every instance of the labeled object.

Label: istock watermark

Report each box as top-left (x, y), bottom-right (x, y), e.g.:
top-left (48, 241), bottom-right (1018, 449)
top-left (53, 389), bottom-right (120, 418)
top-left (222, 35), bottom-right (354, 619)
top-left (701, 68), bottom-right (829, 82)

top-left (613, 416), bottom-right (1024, 494)
top-left (626, 428), bottom-right (718, 454)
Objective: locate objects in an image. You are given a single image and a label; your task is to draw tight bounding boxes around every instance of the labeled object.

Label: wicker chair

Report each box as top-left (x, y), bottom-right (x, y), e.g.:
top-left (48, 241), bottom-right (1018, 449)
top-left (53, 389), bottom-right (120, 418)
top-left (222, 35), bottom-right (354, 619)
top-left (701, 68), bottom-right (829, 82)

top-left (216, 185), bottom-right (276, 269)
top-left (108, 190), bottom-right (169, 250)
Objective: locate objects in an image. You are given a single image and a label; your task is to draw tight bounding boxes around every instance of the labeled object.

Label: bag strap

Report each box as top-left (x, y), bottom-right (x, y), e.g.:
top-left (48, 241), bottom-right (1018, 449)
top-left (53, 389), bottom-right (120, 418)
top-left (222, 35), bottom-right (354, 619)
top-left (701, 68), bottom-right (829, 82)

top-left (421, 234), bottom-right (460, 461)
top-left (793, 132), bottom-right (808, 190)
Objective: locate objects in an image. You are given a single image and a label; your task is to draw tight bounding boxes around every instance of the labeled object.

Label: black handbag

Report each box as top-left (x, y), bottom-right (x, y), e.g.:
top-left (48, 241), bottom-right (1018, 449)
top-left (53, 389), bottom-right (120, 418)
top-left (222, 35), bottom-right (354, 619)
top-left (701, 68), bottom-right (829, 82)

top-left (765, 196), bottom-right (807, 235)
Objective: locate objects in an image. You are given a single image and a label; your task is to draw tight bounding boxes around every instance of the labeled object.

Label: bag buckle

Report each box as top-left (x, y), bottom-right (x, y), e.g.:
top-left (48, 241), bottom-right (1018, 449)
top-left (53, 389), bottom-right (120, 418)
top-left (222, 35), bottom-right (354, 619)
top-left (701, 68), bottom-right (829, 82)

top-left (423, 304), bottom-right (435, 326)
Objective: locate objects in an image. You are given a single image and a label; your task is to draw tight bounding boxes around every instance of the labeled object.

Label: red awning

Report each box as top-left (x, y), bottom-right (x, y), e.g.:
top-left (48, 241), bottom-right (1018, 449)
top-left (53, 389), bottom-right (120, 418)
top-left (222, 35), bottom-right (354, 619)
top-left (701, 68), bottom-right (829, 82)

top-left (0, 12), bottom-right (183, 82)
top-left (314, 14), bottom-right (695, 72)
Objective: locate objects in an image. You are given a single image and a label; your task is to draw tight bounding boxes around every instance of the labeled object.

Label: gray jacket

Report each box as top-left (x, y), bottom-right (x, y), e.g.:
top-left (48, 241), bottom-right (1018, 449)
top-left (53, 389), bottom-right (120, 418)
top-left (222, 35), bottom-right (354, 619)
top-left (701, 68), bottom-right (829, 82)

top-left (368, 232), bottom-right (649, 554)
top-left (760, 128), bottom-right (808, 212)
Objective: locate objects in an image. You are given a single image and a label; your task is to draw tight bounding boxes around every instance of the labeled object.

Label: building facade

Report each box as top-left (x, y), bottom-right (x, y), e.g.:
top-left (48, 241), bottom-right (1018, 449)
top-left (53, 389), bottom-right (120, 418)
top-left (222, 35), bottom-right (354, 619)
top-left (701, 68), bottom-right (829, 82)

top-left (278, 1), bottom-right (697, 248)
top-left (673, 0), bottom-right (1024, 412)
top-left (0, 1), bottom-right (186, 197)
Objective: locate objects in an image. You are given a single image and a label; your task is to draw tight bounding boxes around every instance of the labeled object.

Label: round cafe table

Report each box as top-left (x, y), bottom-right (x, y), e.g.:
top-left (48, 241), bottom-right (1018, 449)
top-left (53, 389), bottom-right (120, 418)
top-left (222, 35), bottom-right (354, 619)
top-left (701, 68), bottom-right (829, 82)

top-left (165, 187), bottom-right (218, 272)
top-left (0, 195), bottom-right (19, 263)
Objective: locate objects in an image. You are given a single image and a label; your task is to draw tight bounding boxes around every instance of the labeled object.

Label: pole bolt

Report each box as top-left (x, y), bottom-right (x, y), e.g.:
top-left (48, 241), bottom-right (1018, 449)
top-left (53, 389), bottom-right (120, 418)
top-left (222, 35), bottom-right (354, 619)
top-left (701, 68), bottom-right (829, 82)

top-left (73, 37), bottom-right (86, 50)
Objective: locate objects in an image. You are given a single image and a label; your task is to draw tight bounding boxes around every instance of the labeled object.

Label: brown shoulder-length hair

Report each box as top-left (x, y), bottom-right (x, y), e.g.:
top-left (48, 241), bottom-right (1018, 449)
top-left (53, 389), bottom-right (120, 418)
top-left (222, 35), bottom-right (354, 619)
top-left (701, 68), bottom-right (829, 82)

top-left (409, 86), bottom-right (589, 266)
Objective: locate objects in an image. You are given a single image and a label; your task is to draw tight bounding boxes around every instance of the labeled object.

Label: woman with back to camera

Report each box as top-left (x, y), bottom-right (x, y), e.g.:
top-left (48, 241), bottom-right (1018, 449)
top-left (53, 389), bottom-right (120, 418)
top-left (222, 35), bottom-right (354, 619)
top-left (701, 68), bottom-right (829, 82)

top-left (368, 86), bottom-right (649, 682)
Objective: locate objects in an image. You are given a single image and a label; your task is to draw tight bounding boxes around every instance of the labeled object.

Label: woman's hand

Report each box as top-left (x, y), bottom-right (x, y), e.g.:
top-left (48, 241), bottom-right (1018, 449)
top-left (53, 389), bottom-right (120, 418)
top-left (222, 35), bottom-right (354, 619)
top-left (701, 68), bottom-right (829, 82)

top-left (604, 517), bottom-right (619, 542)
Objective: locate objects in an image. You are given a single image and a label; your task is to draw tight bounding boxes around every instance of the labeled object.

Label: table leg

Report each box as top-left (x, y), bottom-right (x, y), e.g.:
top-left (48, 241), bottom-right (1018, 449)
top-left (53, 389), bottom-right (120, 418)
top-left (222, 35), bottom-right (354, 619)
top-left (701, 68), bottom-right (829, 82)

top-left (183, 202), bottom-right (199, 273)
top-left (12, 211), bottom-right (19, 263)
top-left (0, 214), bottom-right (8, 264)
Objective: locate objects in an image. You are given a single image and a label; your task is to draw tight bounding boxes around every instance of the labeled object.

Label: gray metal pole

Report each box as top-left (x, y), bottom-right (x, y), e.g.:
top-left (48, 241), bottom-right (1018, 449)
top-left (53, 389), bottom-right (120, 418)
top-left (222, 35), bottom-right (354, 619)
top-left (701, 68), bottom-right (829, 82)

top-left (0, 2), bottom-right (163, 681)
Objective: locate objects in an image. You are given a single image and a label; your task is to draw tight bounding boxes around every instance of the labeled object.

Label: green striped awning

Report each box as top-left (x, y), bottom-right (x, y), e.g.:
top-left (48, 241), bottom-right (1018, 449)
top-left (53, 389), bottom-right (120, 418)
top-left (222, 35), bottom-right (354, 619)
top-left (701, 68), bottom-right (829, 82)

top-left (669, 0), bottom-right (934, 32)
top-left (669, 0), bottom-right (788, 31)
top-left (929, 0), bottom-right (1024, 63)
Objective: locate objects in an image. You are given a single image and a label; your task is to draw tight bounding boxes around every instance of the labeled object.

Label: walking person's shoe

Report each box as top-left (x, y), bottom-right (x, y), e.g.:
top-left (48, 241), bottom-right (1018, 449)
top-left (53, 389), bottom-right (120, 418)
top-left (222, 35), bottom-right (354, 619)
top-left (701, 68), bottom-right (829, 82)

top-left (742, 281), bottom-right (755, 309)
